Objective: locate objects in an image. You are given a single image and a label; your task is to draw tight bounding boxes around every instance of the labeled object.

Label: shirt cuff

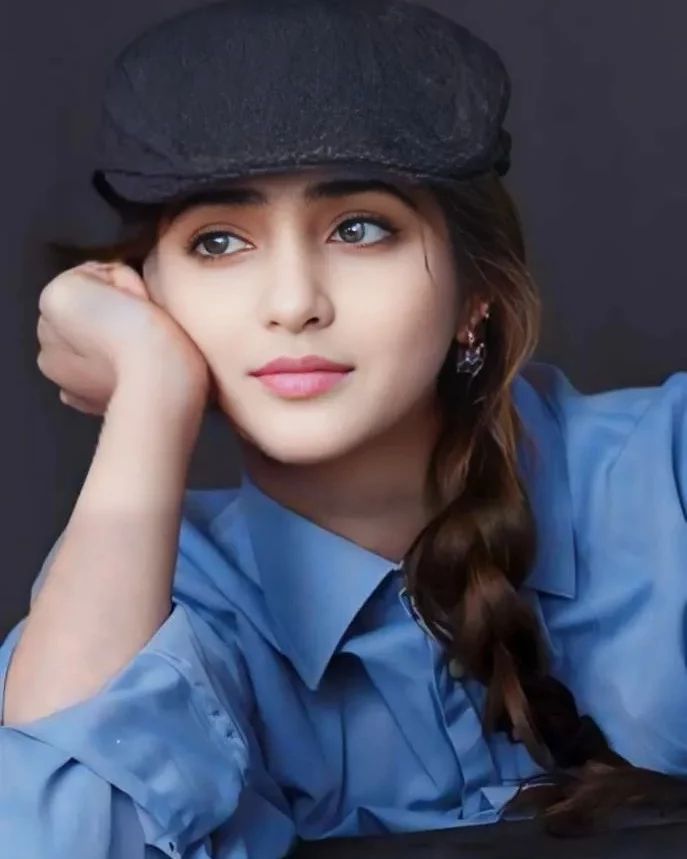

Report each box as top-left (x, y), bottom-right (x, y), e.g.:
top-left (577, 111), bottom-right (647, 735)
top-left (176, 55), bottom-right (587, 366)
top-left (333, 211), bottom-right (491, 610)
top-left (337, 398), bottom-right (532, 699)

top-left (0, 603), bottom-right (250, 856)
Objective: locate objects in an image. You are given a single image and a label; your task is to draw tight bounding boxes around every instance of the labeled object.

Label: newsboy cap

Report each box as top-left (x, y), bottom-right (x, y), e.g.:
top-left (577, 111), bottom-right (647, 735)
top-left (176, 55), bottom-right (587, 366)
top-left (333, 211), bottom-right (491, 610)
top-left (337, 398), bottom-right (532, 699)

top-left (47, 0), bottom-right (513, 246)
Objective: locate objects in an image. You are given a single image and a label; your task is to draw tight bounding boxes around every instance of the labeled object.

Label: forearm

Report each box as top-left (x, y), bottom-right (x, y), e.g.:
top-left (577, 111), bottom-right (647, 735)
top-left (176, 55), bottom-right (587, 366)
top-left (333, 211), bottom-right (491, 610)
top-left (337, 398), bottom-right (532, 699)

top-left (2, 377), bottom-right (205, 725)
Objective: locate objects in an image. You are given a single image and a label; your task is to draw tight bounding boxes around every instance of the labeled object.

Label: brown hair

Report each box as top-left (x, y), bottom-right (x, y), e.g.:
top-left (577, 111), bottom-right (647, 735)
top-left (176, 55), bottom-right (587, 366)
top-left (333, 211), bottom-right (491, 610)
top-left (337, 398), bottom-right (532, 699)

top-left (47, 170), bottom-right (687, 835)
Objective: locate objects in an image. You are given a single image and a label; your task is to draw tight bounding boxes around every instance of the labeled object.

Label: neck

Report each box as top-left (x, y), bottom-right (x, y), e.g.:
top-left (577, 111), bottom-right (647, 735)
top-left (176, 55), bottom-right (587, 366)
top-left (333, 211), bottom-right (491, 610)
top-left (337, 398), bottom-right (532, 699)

top-left (238, 396), bottom-right (444, 564)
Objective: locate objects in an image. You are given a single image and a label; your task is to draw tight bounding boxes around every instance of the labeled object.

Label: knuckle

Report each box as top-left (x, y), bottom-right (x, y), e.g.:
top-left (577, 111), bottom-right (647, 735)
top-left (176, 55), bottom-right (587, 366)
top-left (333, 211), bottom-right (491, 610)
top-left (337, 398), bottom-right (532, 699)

top-left (36, 350), bottom-right (61, 382)
top-left (36, 351), bottom-right (51, 375)
top-left (37, 288), bottom-right (51, 316)
top-left (38, 279), bottom-right (63, 315)
top-left (36, 315), bottom-right (50, 339)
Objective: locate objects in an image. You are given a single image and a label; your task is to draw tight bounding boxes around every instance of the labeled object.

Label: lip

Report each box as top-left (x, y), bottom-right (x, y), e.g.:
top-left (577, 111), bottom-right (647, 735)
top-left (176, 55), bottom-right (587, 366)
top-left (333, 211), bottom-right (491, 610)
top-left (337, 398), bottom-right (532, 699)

top-left (254, 370), bottom-right (353, 399)
top-left (250, 354), bottom-right (354, 375)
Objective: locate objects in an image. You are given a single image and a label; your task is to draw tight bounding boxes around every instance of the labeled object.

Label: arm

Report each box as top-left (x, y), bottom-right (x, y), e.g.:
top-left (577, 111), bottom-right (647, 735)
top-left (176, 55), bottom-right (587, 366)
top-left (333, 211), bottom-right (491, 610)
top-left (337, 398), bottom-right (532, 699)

top-left (0, 376), bottom-right (258, 857)
top-left (2, 373), bottom-right (204, 725)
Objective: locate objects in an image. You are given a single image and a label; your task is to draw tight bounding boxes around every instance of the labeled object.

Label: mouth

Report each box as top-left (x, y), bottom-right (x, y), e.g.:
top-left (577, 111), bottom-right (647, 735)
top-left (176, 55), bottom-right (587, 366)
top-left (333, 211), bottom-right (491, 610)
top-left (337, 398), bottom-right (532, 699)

top-left (252, 369), bottom-right (354, 399)
top-left (250, 354), bottom-right (354, 375)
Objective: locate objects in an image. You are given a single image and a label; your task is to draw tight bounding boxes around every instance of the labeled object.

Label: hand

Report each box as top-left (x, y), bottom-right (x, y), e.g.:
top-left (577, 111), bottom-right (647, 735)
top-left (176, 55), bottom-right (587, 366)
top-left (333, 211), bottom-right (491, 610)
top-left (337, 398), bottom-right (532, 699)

top-left (36, 261), bottom-right (213, 416)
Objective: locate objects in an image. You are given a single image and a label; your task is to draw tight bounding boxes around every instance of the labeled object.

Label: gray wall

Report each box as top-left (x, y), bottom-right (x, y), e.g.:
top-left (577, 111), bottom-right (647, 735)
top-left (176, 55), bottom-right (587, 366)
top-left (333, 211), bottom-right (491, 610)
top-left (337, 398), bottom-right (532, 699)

top-left (2, 0), bottom-right (686, 635)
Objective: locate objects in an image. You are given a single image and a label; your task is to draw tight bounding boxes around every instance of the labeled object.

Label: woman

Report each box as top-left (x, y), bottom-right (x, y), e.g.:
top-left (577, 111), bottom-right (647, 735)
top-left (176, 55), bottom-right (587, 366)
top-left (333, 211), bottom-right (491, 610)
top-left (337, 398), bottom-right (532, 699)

top-left (2, 1), bottom-right (687, 857)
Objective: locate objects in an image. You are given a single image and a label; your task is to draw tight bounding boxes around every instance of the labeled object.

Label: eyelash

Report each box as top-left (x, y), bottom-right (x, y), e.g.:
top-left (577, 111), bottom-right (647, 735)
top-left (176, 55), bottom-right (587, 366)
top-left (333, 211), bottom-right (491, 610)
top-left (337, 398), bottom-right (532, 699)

top-left (184, 215), bottom-right (401, 262)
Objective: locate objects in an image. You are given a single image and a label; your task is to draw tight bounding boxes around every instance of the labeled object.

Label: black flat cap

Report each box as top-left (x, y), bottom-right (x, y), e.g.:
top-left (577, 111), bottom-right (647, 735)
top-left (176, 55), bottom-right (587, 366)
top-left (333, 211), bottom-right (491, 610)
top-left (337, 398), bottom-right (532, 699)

top-left (47, 0), bottom-right (513, 246)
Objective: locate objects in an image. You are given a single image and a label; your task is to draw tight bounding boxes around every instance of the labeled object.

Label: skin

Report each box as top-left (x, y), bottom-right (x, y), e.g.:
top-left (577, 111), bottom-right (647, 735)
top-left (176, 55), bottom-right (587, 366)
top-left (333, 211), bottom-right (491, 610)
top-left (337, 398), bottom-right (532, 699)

top-left (141, 167), bottom-right (489, 562)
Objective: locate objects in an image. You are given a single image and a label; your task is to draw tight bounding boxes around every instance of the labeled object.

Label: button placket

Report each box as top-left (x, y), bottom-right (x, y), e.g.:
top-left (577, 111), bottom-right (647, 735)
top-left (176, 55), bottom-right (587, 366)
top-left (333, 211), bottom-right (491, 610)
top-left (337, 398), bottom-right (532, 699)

top-left (397, 577), bottom-right (514, 818)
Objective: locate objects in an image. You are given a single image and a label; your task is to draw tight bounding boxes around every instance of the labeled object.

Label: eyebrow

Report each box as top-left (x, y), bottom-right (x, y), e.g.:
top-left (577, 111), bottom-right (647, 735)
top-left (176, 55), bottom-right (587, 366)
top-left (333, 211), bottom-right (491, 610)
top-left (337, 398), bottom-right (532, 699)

top-left (175, 177), bottom-right (420, 216)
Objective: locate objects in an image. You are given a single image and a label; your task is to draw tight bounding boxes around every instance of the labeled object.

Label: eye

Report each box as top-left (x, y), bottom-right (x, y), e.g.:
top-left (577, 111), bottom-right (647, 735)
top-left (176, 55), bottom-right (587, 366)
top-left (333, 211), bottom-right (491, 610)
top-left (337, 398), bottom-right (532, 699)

top-left (330, 216), bottom-right (398, 247)
top-left (188, 231), bottom-right (249, 260)
top-left (186, 216), bottom-right (399, 262)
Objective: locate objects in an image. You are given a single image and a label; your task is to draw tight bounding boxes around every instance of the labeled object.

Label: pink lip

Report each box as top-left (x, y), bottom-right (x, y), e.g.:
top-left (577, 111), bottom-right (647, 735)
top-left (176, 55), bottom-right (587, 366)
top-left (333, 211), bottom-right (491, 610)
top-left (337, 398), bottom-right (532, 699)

top-left (254, 370), bottom-right (352, 399)
top-left (251, 354), bottom-right (354, 375)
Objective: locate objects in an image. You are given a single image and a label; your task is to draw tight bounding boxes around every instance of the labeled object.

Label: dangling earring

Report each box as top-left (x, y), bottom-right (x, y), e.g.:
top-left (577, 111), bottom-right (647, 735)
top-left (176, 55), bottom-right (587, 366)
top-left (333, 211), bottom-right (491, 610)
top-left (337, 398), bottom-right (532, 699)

top-left (455, 309), bottom-right (489, 377)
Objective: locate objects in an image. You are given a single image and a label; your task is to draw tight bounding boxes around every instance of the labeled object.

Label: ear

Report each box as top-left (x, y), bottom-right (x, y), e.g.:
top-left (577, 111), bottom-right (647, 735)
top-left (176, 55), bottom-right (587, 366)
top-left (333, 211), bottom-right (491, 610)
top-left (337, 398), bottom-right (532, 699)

top-left (456, 299), bottom-right (491, 343)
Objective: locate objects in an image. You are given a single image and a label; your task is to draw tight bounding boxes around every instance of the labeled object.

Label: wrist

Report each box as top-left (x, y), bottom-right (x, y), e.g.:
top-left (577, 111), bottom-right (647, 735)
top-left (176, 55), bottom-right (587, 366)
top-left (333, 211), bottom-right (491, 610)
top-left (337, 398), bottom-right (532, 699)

top-left (110, 370), bottom-right (207, 432)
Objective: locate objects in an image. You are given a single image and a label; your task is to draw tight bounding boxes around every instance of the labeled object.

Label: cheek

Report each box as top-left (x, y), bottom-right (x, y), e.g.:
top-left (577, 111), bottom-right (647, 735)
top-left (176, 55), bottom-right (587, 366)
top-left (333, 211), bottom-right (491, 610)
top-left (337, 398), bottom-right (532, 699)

top-left (355, 255), bottom-right (458, 371)
top-left (186, 310), bottom-right (250, 372)
top-left (152, 259), bottom-right (247, 347)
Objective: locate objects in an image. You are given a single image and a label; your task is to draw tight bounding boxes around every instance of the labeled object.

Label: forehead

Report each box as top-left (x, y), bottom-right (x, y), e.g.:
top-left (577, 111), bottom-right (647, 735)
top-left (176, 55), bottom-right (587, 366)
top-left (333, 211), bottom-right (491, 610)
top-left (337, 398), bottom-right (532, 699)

top-left (162, 165), bottom-right (429, 224)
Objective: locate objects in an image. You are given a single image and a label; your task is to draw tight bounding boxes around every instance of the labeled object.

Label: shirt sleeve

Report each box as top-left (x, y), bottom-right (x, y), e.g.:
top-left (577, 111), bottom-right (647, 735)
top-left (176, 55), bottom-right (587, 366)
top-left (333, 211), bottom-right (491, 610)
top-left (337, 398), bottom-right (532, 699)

top-left (0, 542), bottom-right (267, 858)
top-left (612, 370), bottom-right (687, 518)
top-left (566, 368), bottom-right (687, 548)
top-left (550, 367), bottom-right (687, 772)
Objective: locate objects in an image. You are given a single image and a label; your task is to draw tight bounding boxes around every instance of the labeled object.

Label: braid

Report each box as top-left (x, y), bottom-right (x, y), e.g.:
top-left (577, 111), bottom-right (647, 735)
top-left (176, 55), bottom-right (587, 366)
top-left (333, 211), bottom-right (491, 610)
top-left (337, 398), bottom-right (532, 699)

top-left (404, 386), bottom-right (687, 834)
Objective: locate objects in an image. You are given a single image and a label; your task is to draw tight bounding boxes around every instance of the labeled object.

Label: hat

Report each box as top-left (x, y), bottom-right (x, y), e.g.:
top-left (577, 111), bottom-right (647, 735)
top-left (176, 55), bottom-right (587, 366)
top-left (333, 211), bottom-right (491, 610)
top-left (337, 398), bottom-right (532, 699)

top-left (49, 0), bottom-right (512, 246)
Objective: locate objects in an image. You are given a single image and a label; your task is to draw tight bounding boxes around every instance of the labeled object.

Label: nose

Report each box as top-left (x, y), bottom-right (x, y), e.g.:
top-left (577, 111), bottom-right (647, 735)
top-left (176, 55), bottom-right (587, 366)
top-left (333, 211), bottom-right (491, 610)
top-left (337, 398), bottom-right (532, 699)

top-left (259, 240), bottom-right (335, 333)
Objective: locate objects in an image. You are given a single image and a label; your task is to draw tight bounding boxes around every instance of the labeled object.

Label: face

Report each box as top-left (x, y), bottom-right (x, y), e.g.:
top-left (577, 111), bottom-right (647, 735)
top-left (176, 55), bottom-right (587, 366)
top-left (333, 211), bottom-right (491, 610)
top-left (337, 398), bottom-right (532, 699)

top-left (142, 166), bottom-right (467, 466)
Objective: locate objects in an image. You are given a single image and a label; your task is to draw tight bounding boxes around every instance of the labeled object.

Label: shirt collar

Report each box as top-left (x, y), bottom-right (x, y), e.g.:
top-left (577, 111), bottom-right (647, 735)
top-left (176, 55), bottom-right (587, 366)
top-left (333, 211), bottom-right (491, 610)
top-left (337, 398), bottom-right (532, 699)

top-left (237, 360), bottom-right (576, 690)
top-left (238, 473), bottom-right (400, 690)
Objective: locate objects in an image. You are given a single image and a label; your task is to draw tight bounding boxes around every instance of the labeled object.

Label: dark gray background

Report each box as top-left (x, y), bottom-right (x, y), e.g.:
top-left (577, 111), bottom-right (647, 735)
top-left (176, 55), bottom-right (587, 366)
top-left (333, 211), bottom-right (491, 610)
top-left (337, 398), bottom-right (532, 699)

top-left (2, 0), bottom-right (685, 636)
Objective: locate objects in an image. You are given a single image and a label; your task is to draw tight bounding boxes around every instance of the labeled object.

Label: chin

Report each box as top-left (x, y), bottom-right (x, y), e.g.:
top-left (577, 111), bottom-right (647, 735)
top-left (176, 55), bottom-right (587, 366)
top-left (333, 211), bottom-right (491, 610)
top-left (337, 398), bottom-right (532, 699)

top-left (249, 435), bottom-right (362, 466)
top-left (218, 385), bottom-right (388, 463)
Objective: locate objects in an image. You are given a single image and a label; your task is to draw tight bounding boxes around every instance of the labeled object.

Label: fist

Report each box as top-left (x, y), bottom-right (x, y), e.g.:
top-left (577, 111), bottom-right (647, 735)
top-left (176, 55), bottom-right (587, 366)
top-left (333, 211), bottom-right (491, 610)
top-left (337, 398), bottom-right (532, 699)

top-left (36, 261), bottom-right (212, 415)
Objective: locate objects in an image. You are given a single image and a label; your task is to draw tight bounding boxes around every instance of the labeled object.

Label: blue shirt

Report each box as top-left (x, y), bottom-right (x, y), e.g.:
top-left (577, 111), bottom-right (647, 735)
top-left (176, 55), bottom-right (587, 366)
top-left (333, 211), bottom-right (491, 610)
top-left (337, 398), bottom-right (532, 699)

top-left (2, 360), bottom-right (687, 858)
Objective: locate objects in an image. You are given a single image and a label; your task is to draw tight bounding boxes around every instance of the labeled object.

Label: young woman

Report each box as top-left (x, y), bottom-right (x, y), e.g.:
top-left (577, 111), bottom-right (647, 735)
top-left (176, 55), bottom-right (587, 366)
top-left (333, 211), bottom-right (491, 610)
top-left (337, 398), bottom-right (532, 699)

top-left (2, 1), bottom-right (687, 857)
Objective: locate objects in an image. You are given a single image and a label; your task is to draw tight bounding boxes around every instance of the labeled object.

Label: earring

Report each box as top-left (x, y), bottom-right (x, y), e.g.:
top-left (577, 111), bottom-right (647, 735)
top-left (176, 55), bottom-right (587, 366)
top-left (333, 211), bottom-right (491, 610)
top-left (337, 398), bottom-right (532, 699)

top-left (455, 330), bottom-right (485, 377)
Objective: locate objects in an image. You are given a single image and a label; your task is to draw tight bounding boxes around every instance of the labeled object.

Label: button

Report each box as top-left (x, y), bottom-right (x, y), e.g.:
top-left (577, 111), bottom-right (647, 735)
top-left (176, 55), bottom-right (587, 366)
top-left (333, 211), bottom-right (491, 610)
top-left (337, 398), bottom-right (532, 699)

top-left (448, 657), bottom-right (465, 679)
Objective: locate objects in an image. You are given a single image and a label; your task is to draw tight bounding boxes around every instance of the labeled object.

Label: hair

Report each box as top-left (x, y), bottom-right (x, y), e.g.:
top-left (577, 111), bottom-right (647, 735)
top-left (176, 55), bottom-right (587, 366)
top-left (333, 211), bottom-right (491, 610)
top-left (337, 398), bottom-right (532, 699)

top-left (47, 167), bottom-right (687, 836)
